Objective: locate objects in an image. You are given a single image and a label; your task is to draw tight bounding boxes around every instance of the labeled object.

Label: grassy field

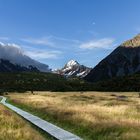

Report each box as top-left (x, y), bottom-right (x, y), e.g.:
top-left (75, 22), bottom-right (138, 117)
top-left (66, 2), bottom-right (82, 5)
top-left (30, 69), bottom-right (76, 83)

top-left (0, 103), bottom-right (46, 140)
top-left (7, 92), bottom-right (140, 140)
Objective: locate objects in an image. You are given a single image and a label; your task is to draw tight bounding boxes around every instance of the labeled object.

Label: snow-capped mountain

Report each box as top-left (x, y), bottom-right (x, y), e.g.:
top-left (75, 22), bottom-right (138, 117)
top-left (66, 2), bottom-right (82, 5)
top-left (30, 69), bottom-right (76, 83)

top-left (85, 34), bottom-right (140, 82)
top-left (0, 42), bottom-right (51, 72)
top-left (55, 60), bottom-right (91, 78)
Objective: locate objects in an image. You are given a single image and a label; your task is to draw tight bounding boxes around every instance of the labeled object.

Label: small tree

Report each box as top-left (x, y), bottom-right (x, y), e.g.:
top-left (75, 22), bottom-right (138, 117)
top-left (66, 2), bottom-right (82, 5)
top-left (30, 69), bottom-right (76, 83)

top-left (31, 90), bottom-right (34, 95)
top-left (0, 89), bottom-right (4, 95)
top-left (139, 92), bottom-right (140, 98)
top-left (4, 92), bottom-right (8, 95)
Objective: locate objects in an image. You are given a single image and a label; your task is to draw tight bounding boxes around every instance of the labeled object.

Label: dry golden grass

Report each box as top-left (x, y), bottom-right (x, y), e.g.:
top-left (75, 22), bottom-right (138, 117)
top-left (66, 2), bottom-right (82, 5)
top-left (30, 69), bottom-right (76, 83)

top-left (0, 104), bottom-right (45, 140)
top-left (7, 92), bottom-right (140, 140)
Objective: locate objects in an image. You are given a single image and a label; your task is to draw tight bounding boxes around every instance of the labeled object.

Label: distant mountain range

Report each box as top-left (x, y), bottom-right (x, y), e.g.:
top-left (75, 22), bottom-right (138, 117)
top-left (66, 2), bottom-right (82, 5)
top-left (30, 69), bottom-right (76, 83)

top-left (0, 34), bottom-right (140, 92)
top-left (0, 59), bottom-right (40, 72)
top-left (85, 34), bottom-right (140, 82)
top-left (0, 43), bottom-right (51, 72)
top-left (1, 33), bottom-right (140, 85)
top-left (54, 60), bottom-right (91, 78)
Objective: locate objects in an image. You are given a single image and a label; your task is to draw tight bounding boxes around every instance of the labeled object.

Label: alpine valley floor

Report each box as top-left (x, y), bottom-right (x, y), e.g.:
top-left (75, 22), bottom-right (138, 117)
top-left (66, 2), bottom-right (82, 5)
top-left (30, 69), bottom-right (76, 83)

top-left (0, 102), bottom-right (47, 140)
top-left (6, 91), bottom-right (140, 140)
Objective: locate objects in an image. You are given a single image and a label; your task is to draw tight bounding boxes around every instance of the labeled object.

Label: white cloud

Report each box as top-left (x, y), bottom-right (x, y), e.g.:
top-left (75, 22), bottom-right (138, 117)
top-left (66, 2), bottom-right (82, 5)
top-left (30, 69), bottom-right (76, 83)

top-left (0, 42), bottom-right (51, 71)
top-left (50, 36), bottom-right (80, 43)
top-left (79, 38), bottom-right (115, 50)
top-left (25, 50), bottom-right (62, 59)
top-left (0, 41), bottom-right (62, 61)
top-left (0, 42), bottom-right (23, 57)
top-left (21, 37), bottom-right (54, 46)
top-left (21, 36), bottom-right (80, 49)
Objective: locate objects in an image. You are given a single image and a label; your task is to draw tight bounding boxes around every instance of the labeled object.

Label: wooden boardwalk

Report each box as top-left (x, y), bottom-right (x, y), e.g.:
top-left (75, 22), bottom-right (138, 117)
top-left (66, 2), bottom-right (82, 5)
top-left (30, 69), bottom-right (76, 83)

top-left (0, 96), bottom-right (82, 140)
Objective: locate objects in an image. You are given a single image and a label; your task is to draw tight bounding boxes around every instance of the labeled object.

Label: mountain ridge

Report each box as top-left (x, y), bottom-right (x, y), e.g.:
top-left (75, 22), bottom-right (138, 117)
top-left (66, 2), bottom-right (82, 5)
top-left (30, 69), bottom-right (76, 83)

top-left (0, 42), bottom-right (51, 72)
top-left (0, 59), bottom-right (39, 72)
top-left (121, 34), bottom-right (140, 48)
top-left (85, 34), bottom-right (140, 82)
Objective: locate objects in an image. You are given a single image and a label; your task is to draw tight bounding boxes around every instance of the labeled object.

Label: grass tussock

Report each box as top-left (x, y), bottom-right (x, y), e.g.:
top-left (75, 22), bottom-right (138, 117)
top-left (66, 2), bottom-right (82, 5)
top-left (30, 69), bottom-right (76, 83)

top-left (7, 92), bottom-right (140, 140)
top-left (0, 104), bottom-right (46, 140)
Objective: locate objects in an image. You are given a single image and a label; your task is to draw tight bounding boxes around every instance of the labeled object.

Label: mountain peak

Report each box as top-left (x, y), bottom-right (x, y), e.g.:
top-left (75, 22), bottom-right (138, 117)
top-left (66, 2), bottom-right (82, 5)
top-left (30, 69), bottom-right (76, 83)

top-left (66, 60), bottom-right (79, 67)
top-left (121, 34), bottom-right (140, 48)
top-left (55, 60), bottom-right (91, 78)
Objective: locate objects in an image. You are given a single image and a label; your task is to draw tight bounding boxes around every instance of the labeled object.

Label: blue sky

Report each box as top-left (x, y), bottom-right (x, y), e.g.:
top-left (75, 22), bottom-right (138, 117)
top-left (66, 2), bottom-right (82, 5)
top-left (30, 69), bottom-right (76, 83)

top-left (0, 0), bottom-right (140, 69)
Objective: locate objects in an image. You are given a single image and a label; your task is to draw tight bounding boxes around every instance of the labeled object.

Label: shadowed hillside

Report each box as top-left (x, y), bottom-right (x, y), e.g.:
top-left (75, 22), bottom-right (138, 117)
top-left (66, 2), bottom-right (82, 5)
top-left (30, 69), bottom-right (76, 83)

top-left (85, 34), bottom-right (140, 82)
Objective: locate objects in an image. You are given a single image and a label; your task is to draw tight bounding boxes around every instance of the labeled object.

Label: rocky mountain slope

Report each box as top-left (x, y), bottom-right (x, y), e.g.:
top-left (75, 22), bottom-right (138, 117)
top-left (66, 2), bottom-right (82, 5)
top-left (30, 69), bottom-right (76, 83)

top-left (85, 34), bottom-right (140, 82)
top-left (0, 59), bottom-right (39, 72)
top-left (55, 60), bottom-right (91, 78)
top-left (0, 42), bottom-right (51, 72)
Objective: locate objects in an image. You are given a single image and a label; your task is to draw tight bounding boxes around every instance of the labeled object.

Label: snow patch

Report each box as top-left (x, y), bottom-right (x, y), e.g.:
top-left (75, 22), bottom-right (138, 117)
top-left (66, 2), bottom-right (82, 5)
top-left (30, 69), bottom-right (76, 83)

top-left (66, 60), bottom-right (78, 67)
